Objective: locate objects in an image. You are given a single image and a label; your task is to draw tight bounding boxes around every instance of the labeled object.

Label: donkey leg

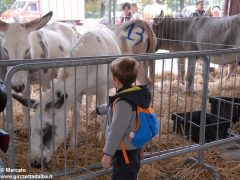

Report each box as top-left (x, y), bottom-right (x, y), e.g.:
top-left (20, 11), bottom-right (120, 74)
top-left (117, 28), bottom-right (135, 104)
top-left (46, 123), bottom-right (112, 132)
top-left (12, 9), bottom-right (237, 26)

top-left (178, 58), bottom-right (186, 85)
top-left (148, 60), bottom-right (155, 83)
top-left (226, 63), bottom-right (236, 79)
top-left (201, 57), bottom-right (207, 78)
top-left (70, 93), bottom-right (83, 150)
top-left (21, 80), bottom-right (31, 129)
top-left (87, 94), bottom-right (94, 108)
top-left (186, 57), bottom-right (197, 93)
top-left (137, 61), bottom-right (152, 88)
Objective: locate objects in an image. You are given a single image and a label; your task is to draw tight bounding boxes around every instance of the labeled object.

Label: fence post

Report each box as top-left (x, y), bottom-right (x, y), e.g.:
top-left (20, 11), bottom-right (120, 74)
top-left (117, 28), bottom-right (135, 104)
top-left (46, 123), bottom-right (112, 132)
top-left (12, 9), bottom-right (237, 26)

top-left (199, 55), bottom-right (210, 161)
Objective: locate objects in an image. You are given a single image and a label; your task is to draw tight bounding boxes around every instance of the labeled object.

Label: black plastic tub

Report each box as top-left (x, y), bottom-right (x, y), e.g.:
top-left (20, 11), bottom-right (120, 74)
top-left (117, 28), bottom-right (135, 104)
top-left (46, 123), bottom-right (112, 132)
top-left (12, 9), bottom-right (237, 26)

top-left (209, 97), bottom-right (240, 123)
top-left (171, 111), bottom-right (230, 143)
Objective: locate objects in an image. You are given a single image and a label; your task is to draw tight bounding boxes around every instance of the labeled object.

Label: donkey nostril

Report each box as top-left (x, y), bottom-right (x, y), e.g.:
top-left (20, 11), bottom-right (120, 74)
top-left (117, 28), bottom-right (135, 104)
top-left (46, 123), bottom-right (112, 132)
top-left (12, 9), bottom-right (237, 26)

top-left (12, 86), bottom-right (20, 93)
top-left (31, 159), bottom-right (42, 168)
top-left (19, 84), bottom-right (25, 92)
top-left (31, 157), bottom-right (49, 168)
top-left (12, 84), bottom-right (25, 93)
top-left (43, 157), bottom-right (47, 166)
top-left (31, 160), bottom-right (36, 168)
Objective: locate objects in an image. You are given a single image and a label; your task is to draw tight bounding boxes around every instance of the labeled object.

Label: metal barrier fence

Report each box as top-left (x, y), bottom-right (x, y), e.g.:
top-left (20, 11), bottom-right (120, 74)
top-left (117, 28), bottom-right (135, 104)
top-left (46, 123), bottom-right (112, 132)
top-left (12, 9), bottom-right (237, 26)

top-left (2, 48), bottom-right (240, 179)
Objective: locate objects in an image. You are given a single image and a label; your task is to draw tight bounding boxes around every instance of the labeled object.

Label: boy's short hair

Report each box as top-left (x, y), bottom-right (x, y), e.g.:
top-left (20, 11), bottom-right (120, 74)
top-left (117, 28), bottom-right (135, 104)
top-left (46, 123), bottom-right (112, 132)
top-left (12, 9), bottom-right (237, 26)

top-left (111, 57), bottom-right (139, 88)
top-left (122, 2), bottom-right (131, 10)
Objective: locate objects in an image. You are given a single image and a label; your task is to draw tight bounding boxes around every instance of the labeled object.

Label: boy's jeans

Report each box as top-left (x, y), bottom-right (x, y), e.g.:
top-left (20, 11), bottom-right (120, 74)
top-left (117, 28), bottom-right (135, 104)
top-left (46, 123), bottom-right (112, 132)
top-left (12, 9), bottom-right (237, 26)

top-left (112, 149), bottom-right (141, 180)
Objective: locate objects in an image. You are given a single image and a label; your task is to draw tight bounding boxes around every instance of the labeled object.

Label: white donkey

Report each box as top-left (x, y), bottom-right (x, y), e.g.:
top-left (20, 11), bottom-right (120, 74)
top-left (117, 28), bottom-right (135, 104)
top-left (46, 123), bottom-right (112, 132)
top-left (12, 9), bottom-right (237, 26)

top-left (72, 20), bottom-right (157, 106)
top-left (0, 12), bottom-right (79, 128)
top-left (13, 25), bottom-right (122, 168)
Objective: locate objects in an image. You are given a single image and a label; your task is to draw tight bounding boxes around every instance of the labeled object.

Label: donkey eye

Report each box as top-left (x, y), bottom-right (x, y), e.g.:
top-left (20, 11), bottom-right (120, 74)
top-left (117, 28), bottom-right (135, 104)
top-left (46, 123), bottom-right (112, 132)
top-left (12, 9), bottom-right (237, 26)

top-left (2, 48), bottom-right (8, 55)
top-left (24, 49), bottom-right (31, 59)
top-left (55, 91), bottom-right (61, 98)
top-left (1, 48), bottom-right (9, 60)
top-left (40, 128), bottom-right (47, 134)
top-left (2, 48), bottom-right (8, 54)
top-left (43, 128), bottom-right (47, 133)
top-left (25, 49), bottom-right (30, 54)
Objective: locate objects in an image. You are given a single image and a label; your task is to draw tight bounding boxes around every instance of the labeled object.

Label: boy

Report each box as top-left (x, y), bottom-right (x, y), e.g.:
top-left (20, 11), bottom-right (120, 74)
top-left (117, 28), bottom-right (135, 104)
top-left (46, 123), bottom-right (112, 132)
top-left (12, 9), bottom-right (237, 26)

top-left (94, 57), bottom-right (151, 179)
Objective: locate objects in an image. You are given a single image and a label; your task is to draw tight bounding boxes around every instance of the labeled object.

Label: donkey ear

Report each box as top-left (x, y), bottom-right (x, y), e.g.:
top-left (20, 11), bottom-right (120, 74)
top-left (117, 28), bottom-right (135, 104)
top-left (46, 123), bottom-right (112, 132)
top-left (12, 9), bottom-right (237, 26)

top-left (54, 92), bottom-right (68, 109)
top-left (159, 10), bottom-right (164, 17)
top-left (12, 93), bottom-right (39, 109)
top-left (24, 11), bottom-right (53, 32)
top-left (36, 31), bottom-right (48, 58)
top-left (44, 91), bottom-right (68, 112)
top-left (156, 10), bottom-right (164, 24)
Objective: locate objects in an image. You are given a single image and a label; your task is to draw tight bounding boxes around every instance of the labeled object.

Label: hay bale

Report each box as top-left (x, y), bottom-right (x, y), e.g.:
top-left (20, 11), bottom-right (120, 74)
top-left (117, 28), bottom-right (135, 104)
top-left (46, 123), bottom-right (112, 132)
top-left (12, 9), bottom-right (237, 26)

top-left (10, 71), bottom-right (240, 179)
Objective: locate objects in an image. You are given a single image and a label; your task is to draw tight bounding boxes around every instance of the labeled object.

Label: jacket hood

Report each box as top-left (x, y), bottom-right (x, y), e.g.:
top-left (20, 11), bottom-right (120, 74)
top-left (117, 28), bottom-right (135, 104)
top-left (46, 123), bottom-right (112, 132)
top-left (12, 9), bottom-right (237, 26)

top-left (109, 85), bottom-right (151, 108)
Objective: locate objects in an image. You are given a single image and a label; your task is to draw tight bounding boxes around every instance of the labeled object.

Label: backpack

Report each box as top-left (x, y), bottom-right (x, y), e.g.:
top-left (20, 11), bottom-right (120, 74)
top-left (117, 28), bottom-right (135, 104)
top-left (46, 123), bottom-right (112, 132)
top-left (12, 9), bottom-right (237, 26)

top-left (112, 98), bottom-right (159, 164)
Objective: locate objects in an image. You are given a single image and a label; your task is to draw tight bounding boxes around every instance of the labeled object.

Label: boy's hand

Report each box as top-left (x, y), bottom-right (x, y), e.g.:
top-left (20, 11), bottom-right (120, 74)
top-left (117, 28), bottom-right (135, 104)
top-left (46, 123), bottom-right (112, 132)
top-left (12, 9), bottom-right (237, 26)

top-left (102, 154), bottom-right (112, 169)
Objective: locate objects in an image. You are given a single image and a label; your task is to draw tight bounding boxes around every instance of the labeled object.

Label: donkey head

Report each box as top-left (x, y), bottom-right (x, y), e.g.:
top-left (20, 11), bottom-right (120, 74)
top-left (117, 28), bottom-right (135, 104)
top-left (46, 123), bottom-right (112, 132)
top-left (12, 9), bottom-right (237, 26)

top-left (13, 80), bottom-right (69, 168)
top-left (0, 12), bottom-right (53, 93)
top-left (152, 10), bottom-right (172, 51)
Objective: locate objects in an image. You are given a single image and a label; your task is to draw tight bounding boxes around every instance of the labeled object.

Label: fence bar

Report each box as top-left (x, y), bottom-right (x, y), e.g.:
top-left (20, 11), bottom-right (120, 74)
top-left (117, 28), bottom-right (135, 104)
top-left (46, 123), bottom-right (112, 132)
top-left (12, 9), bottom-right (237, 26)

top-left (4, 48), bottom-right (240, 179)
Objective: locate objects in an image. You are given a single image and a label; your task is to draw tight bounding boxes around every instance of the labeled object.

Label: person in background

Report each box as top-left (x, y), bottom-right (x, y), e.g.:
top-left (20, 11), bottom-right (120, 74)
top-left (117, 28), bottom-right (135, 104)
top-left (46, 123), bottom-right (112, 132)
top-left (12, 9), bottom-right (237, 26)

top-left (189, 0), bottom-right (205, 17)
top-left (212, 6), bottom-right (220, 17)
top-left (205, 6), bottom-right (213, 16)
top-left (131, 3), bottom-right (143, 20)
top-left (120, 2), bottom-right (132, 23)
